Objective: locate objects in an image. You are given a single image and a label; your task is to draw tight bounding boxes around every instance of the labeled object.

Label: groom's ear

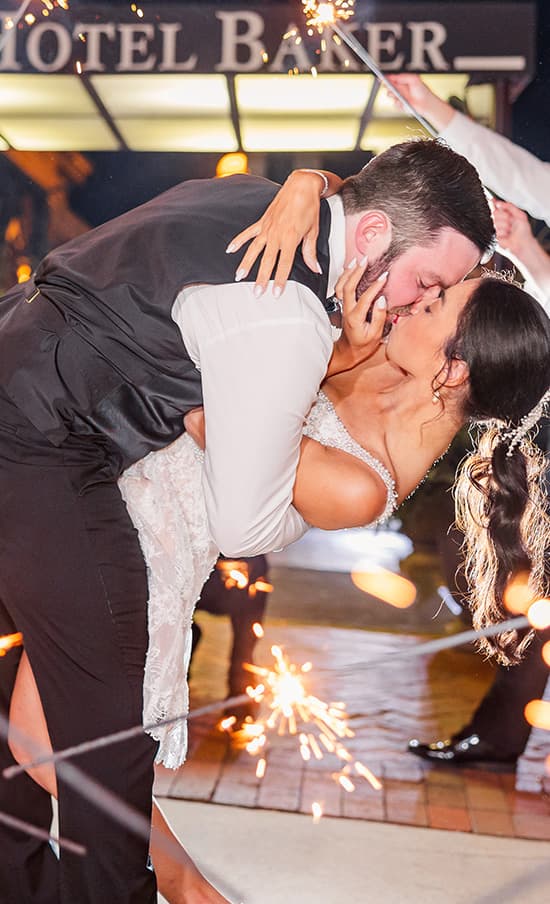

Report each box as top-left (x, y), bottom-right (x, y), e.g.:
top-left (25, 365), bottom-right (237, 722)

top-left (354, 210), bottom-right (392, 256)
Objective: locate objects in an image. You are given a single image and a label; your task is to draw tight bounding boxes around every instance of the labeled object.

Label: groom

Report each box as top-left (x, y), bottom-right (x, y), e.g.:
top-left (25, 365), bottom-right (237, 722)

top-left (0, 139), bottom-right (493, 903)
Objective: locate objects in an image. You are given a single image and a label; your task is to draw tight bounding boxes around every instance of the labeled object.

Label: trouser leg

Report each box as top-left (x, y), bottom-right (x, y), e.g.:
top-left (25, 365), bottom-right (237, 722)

top-left (228, 595), bottom-right (268, 697)
top-left (459, 629), bottom-right (550, 756)
top-left (0, 599), bottom-right (59, 904)
top-left (0, 437), bottom-right (157, 903)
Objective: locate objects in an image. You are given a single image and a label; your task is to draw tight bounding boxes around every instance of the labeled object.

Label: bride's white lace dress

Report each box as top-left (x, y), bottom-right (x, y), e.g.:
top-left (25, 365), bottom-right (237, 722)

top-left (118, 391), bottom-right (397, 768)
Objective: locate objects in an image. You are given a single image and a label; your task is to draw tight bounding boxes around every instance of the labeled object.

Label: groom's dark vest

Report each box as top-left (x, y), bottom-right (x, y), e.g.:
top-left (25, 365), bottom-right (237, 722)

top-left (0, 175), bottom-right (332, 469)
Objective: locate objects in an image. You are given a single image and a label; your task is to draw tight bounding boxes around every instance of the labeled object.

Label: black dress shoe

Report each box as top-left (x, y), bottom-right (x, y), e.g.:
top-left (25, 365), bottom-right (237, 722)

top-left (407, 734), bottom-right (518, 770)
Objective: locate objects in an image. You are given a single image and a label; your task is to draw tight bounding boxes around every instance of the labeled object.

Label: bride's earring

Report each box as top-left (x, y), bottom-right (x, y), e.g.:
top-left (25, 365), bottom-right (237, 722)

top-left (432, 390), bottom-right (441, 404)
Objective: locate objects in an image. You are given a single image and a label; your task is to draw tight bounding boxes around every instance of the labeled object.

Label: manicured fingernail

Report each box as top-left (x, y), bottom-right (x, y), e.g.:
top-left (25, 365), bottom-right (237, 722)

top-left (226, 242), bottom-right (237, 254)
top-left (273, 286), bottom-right (282, 299)
top-left (235, 268), bottom-right (246, 282)
top-left (347, 257), bottom-right (357, 269)
top-left (254, 284), bottom-right (265, 298)
top-left (359, 255), bottom-right (368, 267)
top-left (316, 263), bottom-right (323, 274)
top-left (378, 270), bottom-right (389, 281)
top-left (376, 295), bottom-right (387, 309)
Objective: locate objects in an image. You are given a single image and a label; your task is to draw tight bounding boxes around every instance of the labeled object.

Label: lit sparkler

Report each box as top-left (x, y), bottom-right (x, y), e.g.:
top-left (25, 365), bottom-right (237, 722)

top-left (220, 643), bottom-right (383, 814)
top-left (300, 0), bottom-right (437, 137)
top-left (302, 1), bottom-right (355, 31)
top-left (216, 559), bottom-right (274, 596)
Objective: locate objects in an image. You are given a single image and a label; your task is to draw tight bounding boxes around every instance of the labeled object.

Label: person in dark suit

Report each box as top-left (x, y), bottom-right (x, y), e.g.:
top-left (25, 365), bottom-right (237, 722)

top-left (191, 556), bottom-right (270, 725)
top-left (408, 422), bottom-right (550, 768)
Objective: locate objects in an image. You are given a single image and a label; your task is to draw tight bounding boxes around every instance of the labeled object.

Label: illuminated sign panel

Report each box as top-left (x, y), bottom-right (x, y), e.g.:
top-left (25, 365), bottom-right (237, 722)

top-left (0, 3), bottom-right (536, 77)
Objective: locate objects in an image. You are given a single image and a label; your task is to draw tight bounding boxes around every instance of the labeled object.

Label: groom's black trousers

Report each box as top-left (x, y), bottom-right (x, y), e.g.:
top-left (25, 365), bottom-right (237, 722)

top-left (0, 387), bottom-right (158, 903)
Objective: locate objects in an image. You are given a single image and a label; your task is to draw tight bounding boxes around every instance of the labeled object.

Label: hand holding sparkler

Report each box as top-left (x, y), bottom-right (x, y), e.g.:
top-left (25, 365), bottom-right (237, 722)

top-left (385, 74), bottom-right (456, 133)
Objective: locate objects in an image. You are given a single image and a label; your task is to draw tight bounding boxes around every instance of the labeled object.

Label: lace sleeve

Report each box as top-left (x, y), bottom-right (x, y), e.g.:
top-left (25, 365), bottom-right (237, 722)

top-left (119, 435), bottom-right (219, 769)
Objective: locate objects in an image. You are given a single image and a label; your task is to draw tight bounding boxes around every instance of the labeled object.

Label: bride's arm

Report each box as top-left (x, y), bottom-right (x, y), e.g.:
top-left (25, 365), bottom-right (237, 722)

top-left (293, 437), bottom-right (387, 530)
top-left (227, 169), bottom-right (343, 295)
top-left (183, 414), bottom-right (387, 532)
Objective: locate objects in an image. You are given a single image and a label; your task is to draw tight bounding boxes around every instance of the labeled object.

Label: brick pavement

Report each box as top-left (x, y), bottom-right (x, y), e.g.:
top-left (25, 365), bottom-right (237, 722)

top-left (154, 616), bottom-right (550, 841)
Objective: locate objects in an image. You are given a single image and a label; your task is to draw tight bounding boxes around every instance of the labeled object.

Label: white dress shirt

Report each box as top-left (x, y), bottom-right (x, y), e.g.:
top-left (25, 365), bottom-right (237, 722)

top-left (171, 196), bottom-right (346, 557)
top-left (441, 111), bottom-right (550, 226)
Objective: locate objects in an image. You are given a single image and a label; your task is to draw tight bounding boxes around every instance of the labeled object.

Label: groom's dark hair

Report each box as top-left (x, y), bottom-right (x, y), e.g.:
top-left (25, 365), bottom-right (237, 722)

top-left (341, 139), bottom-right (494, 260)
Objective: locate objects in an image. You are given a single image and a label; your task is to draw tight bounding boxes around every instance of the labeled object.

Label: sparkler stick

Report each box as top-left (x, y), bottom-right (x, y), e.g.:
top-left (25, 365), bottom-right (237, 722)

top-left (0, 711), bottom-right (207, 869)
top-left (302, 1), bottom-right (438, 137)
top-left (0, 809), bottom-right (87, 856)
top-left (2, 615), bottom-right (529, 779)
top-left (2, 691), bottom-right (251, 779)
top-left (328, 615), bottom-right (530, 676)
top-left (331, 25), bottom-right (437, 138)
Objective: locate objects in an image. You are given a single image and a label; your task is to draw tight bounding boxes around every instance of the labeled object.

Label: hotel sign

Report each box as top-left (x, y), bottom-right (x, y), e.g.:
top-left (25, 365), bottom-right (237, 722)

top-left (0, 2), bottom-right (536, 77)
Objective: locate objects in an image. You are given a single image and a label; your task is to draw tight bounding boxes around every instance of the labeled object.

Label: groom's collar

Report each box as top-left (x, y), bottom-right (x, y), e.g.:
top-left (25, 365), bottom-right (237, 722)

top-left (326, 194), bottom-right (345, 299)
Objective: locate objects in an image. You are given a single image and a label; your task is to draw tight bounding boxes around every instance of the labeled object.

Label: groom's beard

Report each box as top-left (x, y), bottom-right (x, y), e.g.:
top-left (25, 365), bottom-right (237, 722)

top-left (358, 244), bottom-right (404, 337)
top-left (355, 245), bottom-right (400, 300)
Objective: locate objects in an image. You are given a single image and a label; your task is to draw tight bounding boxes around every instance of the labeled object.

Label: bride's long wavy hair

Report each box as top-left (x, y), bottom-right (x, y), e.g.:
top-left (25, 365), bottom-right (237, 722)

top-left (446, 276), bottom-right (550, 664)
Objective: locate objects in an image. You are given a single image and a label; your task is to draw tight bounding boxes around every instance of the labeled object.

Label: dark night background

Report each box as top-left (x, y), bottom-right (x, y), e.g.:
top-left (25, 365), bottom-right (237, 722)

top-left (61, 0), bottom-right (550, 226)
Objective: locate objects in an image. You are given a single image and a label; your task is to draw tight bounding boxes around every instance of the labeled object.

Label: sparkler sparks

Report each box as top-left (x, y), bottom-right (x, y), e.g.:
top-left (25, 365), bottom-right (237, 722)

top-left (302, 1), bottom-right (355, 31)
top-left (0, 632), bottom-right (23, 657)
top-left (220, 644), bottom-right (383, 815)
top-left (300, 0), bottom-right (438, 138)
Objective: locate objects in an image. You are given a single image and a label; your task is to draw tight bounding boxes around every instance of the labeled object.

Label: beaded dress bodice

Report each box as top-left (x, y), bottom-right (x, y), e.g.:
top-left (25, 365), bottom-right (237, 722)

top-left (304, 391), bottom-right (397, 524)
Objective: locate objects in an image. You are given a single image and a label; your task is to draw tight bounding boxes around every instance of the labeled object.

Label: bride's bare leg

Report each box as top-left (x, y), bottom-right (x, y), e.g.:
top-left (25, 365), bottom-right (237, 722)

top-left (9, 651), bottom-right (230, 904)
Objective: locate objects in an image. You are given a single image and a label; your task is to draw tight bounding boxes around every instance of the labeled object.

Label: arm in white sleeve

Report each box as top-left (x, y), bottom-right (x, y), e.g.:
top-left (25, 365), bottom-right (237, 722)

top-left (441, 112), bottom-right (550, 226)
top-left (176, 281), bottom-right (333, 557)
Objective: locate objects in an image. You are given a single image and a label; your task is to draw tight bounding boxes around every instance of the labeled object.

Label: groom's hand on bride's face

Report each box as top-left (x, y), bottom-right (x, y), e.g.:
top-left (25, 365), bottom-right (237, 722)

top-left (184, 407), bottom-right (206, 450)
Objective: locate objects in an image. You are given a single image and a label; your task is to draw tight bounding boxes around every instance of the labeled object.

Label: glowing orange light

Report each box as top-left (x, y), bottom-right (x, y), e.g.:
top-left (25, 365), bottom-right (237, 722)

top-left (216, 152), bottom-right (249, 179)
top-left (338, 774), bottom-right (355, 792)
top-left (503, 571), bottom-right (533, 614)
top-left (16, 264), bottom-right (32, 284)
top-left (528, 599), bottom-right (550, 631)
top-left (524, 699), bottom-right (550, 731)
top-left (228, 569), bottom-right (248, 590)
top-left (542, 642), bottom-right (550, 668)
top-left (256, 758), bottom-right (267, 779)
top-left (312, 801), bottom-right (323, 823)
top-left (351, 567), bottom-right (416, 609)
top-left (219, 716), bottom-right (237, 731)
top-left (355, 761), bottom-right (382, 791)
top-left (0, 633), bottom-right (23, 657)
top-left (252, 623), bottom-right (264, 639)
top-left (254, 580), bottom-right (274, 593)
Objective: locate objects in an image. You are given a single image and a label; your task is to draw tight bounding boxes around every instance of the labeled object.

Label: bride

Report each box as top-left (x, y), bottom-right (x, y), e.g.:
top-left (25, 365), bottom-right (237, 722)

top-left (9, 252), bottom-right (550, 901)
